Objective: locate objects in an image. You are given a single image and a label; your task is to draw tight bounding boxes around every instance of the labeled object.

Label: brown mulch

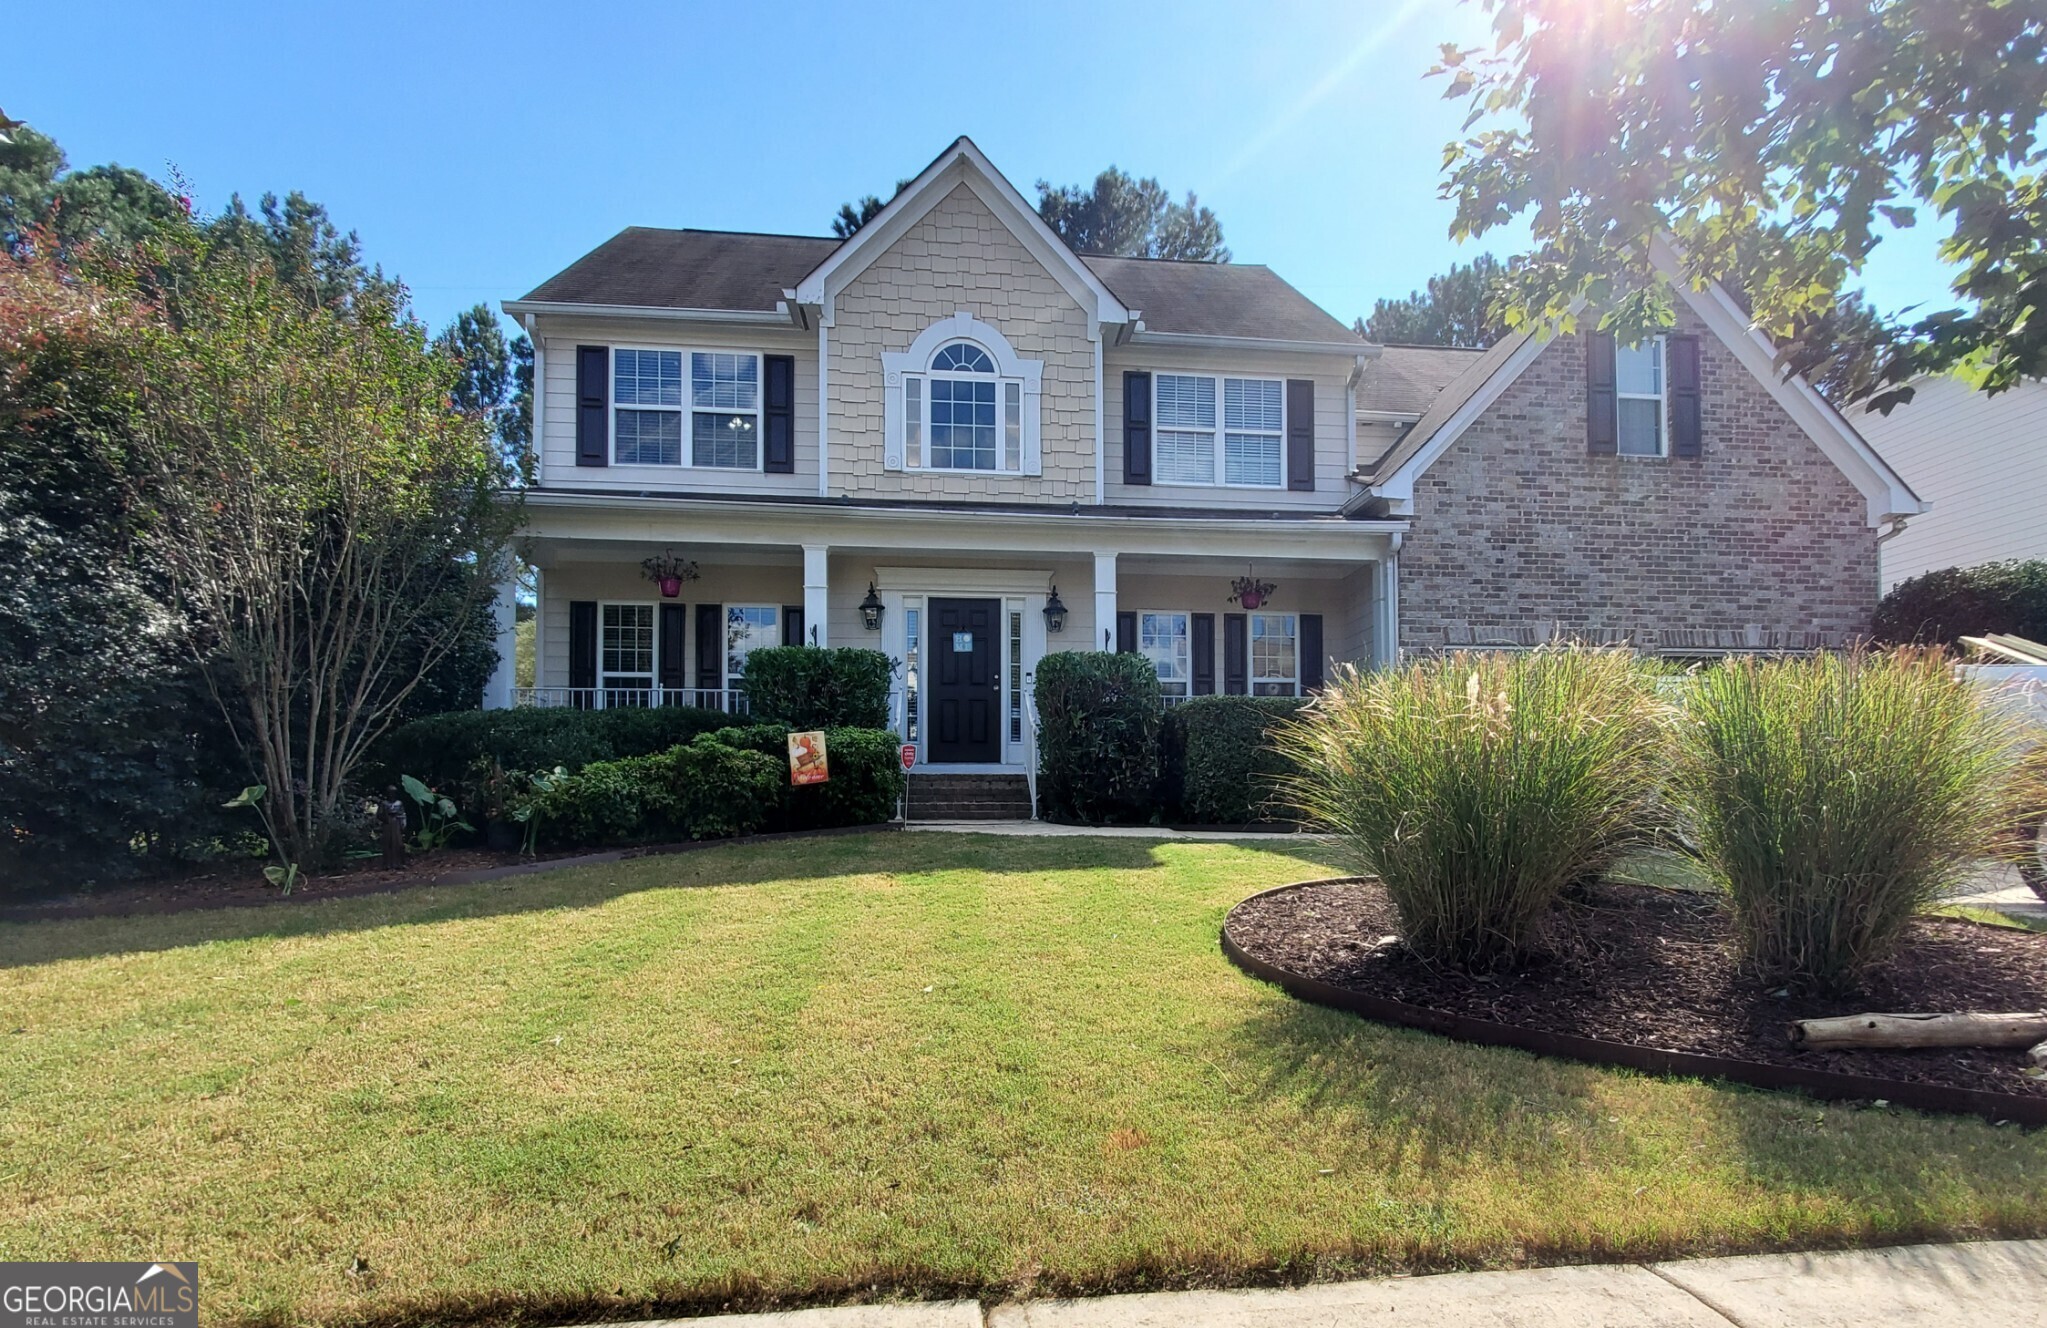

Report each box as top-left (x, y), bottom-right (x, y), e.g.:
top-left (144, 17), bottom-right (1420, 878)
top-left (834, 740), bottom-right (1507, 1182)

top-left (1226, 878), bottom-right (2047, 1099)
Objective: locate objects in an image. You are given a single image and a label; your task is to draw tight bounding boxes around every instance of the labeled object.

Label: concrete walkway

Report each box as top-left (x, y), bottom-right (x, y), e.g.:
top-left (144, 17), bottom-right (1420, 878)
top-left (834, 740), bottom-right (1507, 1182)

top-left (589, 1239), bottom-right (2047, 1326)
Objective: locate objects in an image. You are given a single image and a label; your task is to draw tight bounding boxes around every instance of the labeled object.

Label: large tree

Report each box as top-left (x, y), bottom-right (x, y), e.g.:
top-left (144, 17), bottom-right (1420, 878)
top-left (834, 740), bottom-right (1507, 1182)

top-left (1434, 0), bottom-right (2047, 408)
top-left (118, 217), bottom-right (523, 868)
top-left (435, 301), bottom-right (533, 477)
top-left (1361, 253), bottom-right (1511, 346)
top-left (831, 178), bottom-right (911, 239)
top-left (0, 124), bottom-right (183, 258)
top-left (1036, 168), bottom-right (1230, 261)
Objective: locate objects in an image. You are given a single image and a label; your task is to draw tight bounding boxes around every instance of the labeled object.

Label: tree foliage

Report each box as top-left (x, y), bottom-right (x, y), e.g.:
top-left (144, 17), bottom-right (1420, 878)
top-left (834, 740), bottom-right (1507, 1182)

top-left (434, 301), bottom-right (532, 476)
top-left (1035, 168), bottom-right (1230, 261)
top-left (831, 178), bottom-right (912, 239)
top-left (1361, 253), bottom-right (1511, 346)
top-left (0, 124), bottom-right (184, 259)
top-left (1434, 0), bottom-right (2047, 408)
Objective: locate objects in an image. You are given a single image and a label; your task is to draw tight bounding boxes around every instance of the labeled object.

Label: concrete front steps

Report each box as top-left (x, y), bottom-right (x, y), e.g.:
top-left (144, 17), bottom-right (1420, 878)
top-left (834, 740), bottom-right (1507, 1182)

top-left (904, 773), bottom-right (1033, 821)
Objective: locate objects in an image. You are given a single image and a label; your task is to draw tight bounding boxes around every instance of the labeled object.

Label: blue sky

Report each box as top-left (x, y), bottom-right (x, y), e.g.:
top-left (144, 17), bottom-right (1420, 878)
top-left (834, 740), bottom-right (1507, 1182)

top-left (11, 0), bottom-right (1951, 337)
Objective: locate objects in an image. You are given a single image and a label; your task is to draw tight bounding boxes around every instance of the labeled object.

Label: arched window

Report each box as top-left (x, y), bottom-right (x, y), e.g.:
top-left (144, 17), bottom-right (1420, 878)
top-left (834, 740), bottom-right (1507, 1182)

top-left (883, 313), bottom-right (1043, 475)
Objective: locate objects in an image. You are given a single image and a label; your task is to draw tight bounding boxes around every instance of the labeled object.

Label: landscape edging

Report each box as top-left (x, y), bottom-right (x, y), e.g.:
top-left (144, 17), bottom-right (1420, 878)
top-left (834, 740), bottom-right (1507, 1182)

top-left (1222, 878), bottom-right (2047, 1127)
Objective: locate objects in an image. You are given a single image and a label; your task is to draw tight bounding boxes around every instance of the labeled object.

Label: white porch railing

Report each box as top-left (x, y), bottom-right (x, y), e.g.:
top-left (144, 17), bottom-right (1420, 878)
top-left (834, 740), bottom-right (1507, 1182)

top-left (511, 686), bottom-right (750, 714)
top-left (1021, 682), bottom-right (1040, 820)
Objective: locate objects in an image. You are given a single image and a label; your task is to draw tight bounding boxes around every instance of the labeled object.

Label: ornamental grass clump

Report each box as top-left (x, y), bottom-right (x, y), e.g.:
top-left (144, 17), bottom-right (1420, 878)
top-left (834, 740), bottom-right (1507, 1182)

top-left (1671, 649), bottom-right (2038, 992)
top-left (1280, 648), bottom-right (1669, 970)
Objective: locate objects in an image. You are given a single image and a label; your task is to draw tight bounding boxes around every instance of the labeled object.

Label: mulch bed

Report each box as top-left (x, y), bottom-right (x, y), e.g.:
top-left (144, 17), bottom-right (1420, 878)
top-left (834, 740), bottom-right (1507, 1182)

top-left (3, 824), bottom-right (901, 925)
top-left (1226, 878), bottom-right (2047, 1101)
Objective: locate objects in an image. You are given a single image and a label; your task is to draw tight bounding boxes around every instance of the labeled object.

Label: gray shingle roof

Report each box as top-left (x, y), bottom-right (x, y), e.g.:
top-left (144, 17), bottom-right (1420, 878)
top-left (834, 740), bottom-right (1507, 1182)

top-left (517, 228), bottom-right (1360, 344)
top-left (1366, 331), bottom-right (1536, 481)
top-left (1077, 255), bottom-right (1361, 343)
top-left (520, 228), bottom-right (839, 312)
top-left (1358, 345), bottom-right (1492, 416)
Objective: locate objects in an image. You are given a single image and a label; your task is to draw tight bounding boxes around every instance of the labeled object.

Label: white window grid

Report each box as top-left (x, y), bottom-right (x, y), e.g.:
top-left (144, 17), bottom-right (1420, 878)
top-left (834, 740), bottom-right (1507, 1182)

top-left (903, 340), bottom-right (1025, 474)
top-left (1152, 373), bottom-right (1287, 488)
top-left (1251, 613), bottom-right (1298, 697)
top-left (1615, 336), bottom-right (1667, 458)
top-left (600, 602), bottom-right (656, 690)
top-left (1139, 611), bottom-right (1192, 697)
top-left (724, 605), bottom-right (779, 680)
top-left (610, 346), bottom-right (764, 471)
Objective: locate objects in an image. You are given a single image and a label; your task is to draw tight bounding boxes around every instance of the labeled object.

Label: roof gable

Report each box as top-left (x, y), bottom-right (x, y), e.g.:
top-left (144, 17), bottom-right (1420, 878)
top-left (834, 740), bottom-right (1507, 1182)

top-left (1364, 243), bottom-right (1924, 528)
top-left (790, 137), bottom-right (1132, 329)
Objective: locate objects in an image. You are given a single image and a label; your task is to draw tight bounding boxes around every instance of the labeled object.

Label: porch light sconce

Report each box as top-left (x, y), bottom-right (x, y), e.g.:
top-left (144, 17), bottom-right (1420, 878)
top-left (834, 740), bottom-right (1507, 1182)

top-left (1042, 584), bottom-right (1068, 634)
top-left (859, 582), bottom-right (885, 632)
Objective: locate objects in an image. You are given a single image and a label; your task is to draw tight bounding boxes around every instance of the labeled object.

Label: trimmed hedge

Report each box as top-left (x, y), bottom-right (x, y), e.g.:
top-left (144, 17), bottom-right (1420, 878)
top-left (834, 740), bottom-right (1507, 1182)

top-left (1873, 559), bottom-right (2047, 647)
top-left (1162, 696), bottom-right (1311, 825)
top-left (1034, 651), bottom-right (1161, 824)
top-left (706, 724), bottom-right (906, 830)
top-left (534, 737), bottom-right (783, 848)
top-left (374, 705), bottom-right (731, 807)
top-left (739, 646), bottom-right (894, 729)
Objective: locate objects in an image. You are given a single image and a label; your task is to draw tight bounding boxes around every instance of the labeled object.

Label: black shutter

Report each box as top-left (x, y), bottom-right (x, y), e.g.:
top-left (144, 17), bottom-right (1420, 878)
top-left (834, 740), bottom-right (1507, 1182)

top-left (575, 345), bottom-right (609, 467)
top-left (658, 604), bottom-right (687, 690)
top-left (1223, 614), bottom-right (1248, 695)
top-left (1669, 334), bottom-right (1702, 459)
top-left (1116, 611), bottom-right (1137, 654)
top-left (763, 353), bottom-right (796, 473)
top-left (1286, 378), bottom-right (1315, 491)
top-left (695, 603), bottom-right (722, 690)
top-left (1191, 613), bottom-right (1216, 695)
top-left (569, 600), bottom-right (598, 694)
top-left (782, 604), bottom-right (805, 647)
top-left (1586, 332), bottom-right (1618, 455)
top-left (1123, 371), bottom-right (1151, 486)
top-left (1300, 614), bottom-right (1324, 692)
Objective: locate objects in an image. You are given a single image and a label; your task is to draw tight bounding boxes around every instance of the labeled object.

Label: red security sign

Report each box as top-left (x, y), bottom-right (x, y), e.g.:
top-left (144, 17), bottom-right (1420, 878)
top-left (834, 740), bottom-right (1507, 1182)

top-left (900, 744), bottom-right (917, 771)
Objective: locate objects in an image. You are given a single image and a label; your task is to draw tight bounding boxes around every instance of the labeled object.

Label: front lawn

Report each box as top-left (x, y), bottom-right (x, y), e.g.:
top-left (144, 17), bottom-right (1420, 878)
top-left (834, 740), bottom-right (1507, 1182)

top-left (3, 833), bottom-right (2044, 1327)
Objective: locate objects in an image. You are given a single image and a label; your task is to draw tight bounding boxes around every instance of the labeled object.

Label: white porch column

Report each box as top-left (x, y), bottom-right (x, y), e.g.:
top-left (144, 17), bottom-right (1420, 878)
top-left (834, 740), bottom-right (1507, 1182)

top-left (1093, 551), bottom-right (1117, 653)
top-left (803, 544), bottom-right (830, 648)
top-left (483, 570), bottom-right (519, 709)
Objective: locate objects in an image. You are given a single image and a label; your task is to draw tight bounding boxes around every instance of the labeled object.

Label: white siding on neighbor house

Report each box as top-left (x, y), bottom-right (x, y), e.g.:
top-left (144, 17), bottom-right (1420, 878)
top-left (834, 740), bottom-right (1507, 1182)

top-left (535, 314), bottom-right (818, 494)
top-left (1856, 376), bottom-right (2047, 588)
top-left (1103, 345), bottom-right (1360, 511)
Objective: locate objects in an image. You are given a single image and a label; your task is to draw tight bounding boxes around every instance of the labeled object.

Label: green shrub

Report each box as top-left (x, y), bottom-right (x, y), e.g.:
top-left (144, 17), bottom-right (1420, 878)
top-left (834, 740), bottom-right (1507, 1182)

top-left (1671, 649), bottom-right (2034, 991)
top-left (1279, 649), bottom-right (1668, 970)
top-left (1163, 696), bottom-right (1310, 825)
top-left (375, 706), bottom-right (730, 809)
top-left (706, 723), bottom-right (905, 829)
top-left (739, 647), bottom-right (894, 729)
top-left (668, 740), bottom-right (783, 840)
top-left (533, 737), bottom-right (783, 848)
top-left (1034, 652), bottom-right (1161, 824)
top-left (1872, 559), bottom-right (2047, 647)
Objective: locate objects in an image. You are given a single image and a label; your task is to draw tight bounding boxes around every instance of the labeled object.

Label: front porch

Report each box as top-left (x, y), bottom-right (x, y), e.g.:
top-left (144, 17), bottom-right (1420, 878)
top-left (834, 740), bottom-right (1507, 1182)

top-left (493, 497), bottom-right (1402, 773)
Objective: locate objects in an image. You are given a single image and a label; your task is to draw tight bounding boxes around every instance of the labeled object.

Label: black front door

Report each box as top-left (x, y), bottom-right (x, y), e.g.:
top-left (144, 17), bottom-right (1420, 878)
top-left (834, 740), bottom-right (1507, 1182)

top-left (928, 597), bottom-right (1001, 764)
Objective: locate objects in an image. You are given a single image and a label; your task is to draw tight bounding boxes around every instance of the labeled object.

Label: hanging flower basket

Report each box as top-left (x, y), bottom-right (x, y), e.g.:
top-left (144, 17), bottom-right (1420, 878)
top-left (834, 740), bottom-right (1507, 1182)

top-left (641, 551), bottom-right (700, 598)
top-left (1230, 575), bottom-right (1277, 610)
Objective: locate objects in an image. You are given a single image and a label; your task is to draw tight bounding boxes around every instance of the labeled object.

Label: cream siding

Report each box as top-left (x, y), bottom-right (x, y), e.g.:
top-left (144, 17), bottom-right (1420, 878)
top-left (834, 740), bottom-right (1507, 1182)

top-left (1117, 570), bottom-right (1365, 687)
top-left (536, 315), bottom-right (818, 494)
top-left (1103, 345), bottom-right (1360, 510)
top-left (1855, 377), bottom-right (2047, 588)
top-left (826, 184), bottom-right (1096, 503)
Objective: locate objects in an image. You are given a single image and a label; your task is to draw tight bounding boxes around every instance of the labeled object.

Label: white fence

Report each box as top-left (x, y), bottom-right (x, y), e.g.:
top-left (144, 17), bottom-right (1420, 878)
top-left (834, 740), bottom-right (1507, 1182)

top-left (511, 687), bottom-right (750, 714)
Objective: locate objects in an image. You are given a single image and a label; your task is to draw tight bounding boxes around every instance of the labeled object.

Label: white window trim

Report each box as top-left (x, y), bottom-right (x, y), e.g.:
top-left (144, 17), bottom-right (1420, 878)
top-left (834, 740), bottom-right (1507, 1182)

top-left (883, 311), bottom-right (1042, 476)
top-left (608, 344), bottom-right (766, 472)
top-left (1616, 335), bottom-right (1669, 460)
top-left (598, 600), bottom-right (658, 691)
top-left (1151, 373), bottom-right (1288, 490)
top-left (724, 604), bottom-right (780, 679)
top-left (1250, 611), bottom-right (1300, 697)
top-left (1138, 609), bottom-right (1193, 696)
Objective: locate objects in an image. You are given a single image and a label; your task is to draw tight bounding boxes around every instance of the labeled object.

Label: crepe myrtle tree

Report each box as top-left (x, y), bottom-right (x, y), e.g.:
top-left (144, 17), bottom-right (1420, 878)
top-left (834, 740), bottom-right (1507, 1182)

top-left (1434, 0), bottom-right (2047, 409)
top-left (120, 214), bottom-right (524, 868)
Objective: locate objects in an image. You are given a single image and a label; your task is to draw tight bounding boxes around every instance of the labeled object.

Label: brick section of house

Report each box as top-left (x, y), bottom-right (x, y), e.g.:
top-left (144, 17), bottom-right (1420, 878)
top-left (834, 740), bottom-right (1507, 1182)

top-left (1399, 306), bottom-right (1879, 647)
top-left (829, 184), bottom-right (1095, 502)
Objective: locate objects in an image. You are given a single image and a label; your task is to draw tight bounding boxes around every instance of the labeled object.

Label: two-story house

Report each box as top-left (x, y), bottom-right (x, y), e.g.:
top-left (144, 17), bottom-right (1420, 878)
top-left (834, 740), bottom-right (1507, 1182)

top-left (488, 137), bottom-right (1924, 781)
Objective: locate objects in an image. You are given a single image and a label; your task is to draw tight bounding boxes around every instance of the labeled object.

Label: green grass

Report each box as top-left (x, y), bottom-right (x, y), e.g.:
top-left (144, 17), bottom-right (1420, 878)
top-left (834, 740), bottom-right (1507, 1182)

top-left (4, 834), bottom-right (2045, 1327)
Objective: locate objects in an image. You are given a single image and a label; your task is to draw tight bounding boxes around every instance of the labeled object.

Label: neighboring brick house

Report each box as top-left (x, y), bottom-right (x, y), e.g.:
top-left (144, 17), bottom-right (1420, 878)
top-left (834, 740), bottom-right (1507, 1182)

top-left (489, 138), bottom-right (1923, 791)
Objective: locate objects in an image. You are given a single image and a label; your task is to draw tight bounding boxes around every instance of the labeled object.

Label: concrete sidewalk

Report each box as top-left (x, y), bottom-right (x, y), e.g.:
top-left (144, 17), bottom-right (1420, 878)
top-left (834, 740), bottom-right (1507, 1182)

top-left (595, 1238), bottom-right (2047, 1326)
top-left (903, 819), bottom-right (1323, 842)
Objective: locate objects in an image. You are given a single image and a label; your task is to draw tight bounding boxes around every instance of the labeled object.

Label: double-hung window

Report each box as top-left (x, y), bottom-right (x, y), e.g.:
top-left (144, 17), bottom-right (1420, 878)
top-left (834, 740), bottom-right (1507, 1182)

top-left (904, 340), bottom-right (1024, 473)
top-left (1615, 338), bottom-right (1666, 457)
top-left (601, 603), bottom-right (656, 702)
top-left (724, 605), bottom-right (780, 680)
top-left (1152, 374), bottom-right (1286, 487)
top-left (1139, 612), bottom-right (1191, 697)
top-left (1250, 613), bottom-right (1298, 696)
top-left (612, 349), bottom-right (761, 469)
